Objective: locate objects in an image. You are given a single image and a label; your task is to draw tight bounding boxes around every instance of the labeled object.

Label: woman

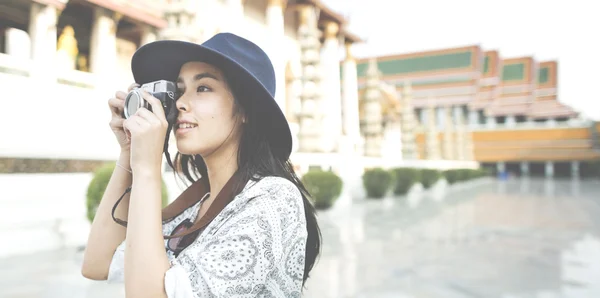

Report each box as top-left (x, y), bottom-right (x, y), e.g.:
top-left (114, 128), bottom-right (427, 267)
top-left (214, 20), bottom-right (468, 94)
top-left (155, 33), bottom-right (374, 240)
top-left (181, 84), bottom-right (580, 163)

top-left (81, 33), bottom-right (321, 298)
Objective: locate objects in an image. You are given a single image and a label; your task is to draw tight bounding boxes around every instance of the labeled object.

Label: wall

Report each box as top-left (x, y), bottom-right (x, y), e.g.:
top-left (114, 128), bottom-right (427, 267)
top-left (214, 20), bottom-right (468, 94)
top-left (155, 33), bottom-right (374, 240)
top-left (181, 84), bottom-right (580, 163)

top-left (0, 154), bottom-right (477, 258)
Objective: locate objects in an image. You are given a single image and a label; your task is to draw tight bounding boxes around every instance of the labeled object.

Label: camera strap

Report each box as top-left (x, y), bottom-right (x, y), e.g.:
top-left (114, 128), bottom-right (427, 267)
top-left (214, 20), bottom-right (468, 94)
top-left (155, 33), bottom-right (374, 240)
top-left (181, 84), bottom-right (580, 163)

top-left (111, 169), bottom-right (247, 240)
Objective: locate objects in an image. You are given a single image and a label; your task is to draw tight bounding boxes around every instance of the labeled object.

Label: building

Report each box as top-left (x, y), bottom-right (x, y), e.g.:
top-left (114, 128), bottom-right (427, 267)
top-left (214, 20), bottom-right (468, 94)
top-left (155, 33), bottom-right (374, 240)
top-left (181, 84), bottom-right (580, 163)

top-left (0, 0), bottom-right (482, 258)
top-left (356, 46), bottom-right (600, 178)
top-left (0, 0), bottom-right (373, 257)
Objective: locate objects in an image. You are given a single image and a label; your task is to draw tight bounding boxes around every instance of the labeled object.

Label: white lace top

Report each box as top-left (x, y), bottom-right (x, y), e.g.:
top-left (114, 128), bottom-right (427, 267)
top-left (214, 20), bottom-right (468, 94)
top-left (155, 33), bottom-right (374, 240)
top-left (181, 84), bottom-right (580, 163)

top-left (107, 176), bottom-right (308, 297)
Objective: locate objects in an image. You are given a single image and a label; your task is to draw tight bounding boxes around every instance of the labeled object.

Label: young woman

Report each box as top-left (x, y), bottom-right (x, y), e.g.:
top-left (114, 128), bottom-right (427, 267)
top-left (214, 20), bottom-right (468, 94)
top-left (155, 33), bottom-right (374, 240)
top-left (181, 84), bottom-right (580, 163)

top-left (81, 33), bottom-right (321, 298)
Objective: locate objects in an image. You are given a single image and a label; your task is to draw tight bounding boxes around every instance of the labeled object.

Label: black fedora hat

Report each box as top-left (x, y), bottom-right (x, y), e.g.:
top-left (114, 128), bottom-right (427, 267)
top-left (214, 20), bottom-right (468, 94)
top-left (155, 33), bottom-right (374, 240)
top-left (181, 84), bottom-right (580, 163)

top-left (130, 33), bottom-right (292, 161)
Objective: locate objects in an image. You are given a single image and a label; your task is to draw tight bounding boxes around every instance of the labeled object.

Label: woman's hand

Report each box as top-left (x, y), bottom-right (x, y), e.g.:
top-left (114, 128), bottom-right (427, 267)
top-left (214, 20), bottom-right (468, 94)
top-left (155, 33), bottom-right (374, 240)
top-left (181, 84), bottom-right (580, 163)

top-left (123, 91), bottom-right (169, 175)
top-left (108, 83), bottom-right (139, 153)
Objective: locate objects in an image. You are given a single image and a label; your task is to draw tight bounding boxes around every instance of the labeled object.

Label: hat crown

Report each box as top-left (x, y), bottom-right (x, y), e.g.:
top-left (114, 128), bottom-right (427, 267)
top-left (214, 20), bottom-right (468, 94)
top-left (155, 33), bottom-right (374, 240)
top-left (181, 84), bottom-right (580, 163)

top-left (203, 33), bottom-right (276, 97)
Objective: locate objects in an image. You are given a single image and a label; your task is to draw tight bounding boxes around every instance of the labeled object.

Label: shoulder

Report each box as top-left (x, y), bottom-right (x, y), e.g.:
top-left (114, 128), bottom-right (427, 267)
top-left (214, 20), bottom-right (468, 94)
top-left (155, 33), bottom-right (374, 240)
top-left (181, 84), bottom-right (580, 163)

top-left (242, 176), bottom-right (304, 214)
top-left (249, 176), bottom-right (303, 199)
top-left (228, 176), bottom-right (306, 226)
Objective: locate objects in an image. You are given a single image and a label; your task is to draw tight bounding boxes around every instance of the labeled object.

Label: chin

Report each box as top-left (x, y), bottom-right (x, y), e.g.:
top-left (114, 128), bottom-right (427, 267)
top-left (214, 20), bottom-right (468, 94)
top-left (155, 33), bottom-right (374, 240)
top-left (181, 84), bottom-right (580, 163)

top-left (176, 139), bottom-right (203, 156)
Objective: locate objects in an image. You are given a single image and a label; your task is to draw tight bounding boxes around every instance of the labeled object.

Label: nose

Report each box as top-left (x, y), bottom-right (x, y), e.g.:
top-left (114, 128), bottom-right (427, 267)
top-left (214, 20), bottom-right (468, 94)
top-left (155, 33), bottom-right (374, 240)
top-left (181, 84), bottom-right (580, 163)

top-left (176, 94), bottom-right (188, 112)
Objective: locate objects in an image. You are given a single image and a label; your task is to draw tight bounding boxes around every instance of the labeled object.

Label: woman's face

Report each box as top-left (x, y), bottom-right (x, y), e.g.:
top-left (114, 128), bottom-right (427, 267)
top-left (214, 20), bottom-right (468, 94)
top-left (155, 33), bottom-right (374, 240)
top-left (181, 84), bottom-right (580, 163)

top-left (174, 61), bottom-right (243, 157)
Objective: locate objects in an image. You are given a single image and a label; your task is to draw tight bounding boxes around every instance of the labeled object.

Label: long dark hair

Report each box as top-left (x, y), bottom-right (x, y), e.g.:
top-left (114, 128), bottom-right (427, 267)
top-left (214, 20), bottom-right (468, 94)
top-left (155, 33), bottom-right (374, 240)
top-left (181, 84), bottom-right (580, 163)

top-left (165, 72), bottom-right (322, 286)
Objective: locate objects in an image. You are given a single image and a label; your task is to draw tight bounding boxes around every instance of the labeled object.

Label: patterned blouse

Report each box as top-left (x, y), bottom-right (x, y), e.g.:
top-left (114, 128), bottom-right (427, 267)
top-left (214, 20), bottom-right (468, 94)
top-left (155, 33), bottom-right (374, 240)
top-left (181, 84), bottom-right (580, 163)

top-left (107, 176), bottom-right (308, 297)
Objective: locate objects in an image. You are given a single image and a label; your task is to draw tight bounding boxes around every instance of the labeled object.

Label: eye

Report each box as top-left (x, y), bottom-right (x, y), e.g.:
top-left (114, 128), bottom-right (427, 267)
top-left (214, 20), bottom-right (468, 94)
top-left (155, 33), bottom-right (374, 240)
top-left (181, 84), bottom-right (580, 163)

top-left (197, 85), bottom-right (211, 92)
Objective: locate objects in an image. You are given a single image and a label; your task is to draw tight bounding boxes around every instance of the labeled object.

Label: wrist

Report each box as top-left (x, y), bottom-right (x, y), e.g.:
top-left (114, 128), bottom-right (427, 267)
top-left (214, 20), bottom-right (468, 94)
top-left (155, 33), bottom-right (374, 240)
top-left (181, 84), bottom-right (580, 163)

top-left (118, 151), bottom-right (131, 167)
top-left (131, 164), bottom-right (162, 178)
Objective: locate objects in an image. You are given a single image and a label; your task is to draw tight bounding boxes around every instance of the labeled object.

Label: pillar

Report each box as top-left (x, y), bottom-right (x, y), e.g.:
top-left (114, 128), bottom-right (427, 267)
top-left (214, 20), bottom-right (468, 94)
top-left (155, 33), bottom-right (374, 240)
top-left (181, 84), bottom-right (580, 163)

top-left (545, 161), bottom-right (554, 178)
top-left (140, 25), bottom-right (157, 46)
top-left (89, 7), bottom-right (119, 89)
top-left (506, 115), bottom-right (516, 127)
top-left (571, 161), bottom-right (580, 178)
top-left (296, 4), bottom-right (325, 152)
top-left (320, 21), bottom-right (342, 152)
top-left (520, 161), bottom-right (529, 176)
top-left (28, 2), bottom-right (58, 80)
top-left (497, 161), bottom-right (506, 174)
top-left (424, 102), bottom-right (441, 160)
top-left (362, 59), bottom-right (383, 157)
top-left (341, 42), bottom-right (361, 150)
top-left (225, 0), bottom-right (245, 36)
top-left (486, 115), bottom-right (497, 128)
top-left (442, 107), bottom-right (455, 160)
top-left (469, 109), bottom-right (478, 128)
top-left (266, 0), bottom-right (287, 116)
top-left (400, 82), bottom-right (418, 160)
top-left (5, 28), bottom-right (31, 59)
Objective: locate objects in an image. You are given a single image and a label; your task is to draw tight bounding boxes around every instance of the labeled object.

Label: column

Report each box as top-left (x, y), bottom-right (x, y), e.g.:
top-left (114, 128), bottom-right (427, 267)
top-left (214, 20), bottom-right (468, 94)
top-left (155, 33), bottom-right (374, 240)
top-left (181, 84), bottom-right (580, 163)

top-left (296, 4), bottom-right (325, 152)
top-left (400, 82), bottom-right (418, 160)
top-left (442, 107), bottom-right (455, 160)
top-left (89, 7), bottom-right (119, 89)
top-left (571, 161), bottom-right (580, 178)
top-left (497, 161), bottom-right (506, 174)
top-left (506, 115), bottom-right (516, 127)
top-left (28, 2), bottom-right (58, 80)
top-left (520, 161), bottom-right (529, 176)
top-left (266, 0), bottom-right (287, 115)
top-left (486, 115), bottom-right (497, 128)
top-left (320, 20), bottom-right (343, 152)
top-left (469, 109), bottom-right (478, 128)
top-left (362, 59), bottom-right (383, 157)
top-left (341, 42), bottom-right (360, 150)
top-left (225, 0), bottom-right (245, 36)
top-left (545, 161), bottom-right (554, 178)
top-left (425, 102), bottom-right (441, 160)
top-left (140, 25), bottom-right (158, 46)
top-left (5, 28), bottom-right (31, 59)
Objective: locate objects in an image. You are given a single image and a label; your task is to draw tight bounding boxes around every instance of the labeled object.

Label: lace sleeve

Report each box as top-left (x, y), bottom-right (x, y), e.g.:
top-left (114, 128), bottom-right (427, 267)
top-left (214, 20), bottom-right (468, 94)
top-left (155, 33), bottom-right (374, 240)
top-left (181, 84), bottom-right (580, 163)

top-left (165, 178), bottom-right (308, 298)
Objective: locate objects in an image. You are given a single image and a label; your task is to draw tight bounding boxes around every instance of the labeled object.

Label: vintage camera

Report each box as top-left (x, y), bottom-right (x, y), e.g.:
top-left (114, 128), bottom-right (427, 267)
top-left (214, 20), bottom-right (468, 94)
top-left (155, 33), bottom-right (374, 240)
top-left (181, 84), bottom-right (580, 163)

top-left (123, 80), bottom-right (178, 121)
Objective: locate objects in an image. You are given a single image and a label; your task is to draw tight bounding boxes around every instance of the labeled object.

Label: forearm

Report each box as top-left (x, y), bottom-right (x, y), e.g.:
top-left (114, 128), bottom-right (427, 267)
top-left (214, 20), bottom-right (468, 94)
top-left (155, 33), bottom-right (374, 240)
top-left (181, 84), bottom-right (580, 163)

top-left (125, 168), bottom-right (170, 298)
top-left (82, 151), bottom-right (133, 279)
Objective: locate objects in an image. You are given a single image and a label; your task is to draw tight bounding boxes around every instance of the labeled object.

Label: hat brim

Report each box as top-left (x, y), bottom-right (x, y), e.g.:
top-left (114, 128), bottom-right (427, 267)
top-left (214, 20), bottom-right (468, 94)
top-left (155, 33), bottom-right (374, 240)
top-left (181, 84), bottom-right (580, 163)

top-left (131, 40), bottom-right (292, 161)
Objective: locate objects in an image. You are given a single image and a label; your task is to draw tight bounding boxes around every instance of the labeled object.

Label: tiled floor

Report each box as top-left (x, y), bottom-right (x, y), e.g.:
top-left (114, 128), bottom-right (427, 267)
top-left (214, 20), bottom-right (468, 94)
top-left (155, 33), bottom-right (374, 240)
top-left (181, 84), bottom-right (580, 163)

top-left (2, 177), bottom-right (600, 298)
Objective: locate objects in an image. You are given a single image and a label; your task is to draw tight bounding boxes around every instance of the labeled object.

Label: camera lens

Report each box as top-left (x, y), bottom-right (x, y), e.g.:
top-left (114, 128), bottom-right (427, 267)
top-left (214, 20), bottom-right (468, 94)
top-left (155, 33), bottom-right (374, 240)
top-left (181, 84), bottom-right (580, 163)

top-left (124, 91), bottom-right (143, 118)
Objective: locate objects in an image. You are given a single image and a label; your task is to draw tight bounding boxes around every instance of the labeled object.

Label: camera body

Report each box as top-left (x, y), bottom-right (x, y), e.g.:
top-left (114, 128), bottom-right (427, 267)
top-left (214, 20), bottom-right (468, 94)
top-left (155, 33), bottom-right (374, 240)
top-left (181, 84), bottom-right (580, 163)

top-left (123, 80), bottom-right (178, 121)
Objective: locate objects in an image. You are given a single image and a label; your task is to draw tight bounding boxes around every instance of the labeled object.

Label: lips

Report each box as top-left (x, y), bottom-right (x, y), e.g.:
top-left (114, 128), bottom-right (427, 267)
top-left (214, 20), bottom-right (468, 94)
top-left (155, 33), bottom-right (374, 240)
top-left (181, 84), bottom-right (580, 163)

top-left (177, 123), bottom-right (198, 129)
top-left (175, 121), bottom-right (198, 135)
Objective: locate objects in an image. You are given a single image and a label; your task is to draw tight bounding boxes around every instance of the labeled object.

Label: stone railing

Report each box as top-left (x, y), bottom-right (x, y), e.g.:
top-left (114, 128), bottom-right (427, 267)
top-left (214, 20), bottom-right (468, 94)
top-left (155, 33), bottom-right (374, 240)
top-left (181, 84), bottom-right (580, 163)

top-left (1, 54), bottom-right (121, 161)
top-left (0, 53), bottom-right (32, 77)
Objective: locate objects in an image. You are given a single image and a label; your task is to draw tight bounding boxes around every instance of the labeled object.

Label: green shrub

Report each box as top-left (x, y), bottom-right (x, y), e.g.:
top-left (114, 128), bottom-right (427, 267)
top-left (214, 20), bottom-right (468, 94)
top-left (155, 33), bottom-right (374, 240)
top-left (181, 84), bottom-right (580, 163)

top-left (443, 169), bottom-right (460, 184)
top-left (86, 162), bottom-right (169, 223)
top-left (362, 168), bottom-right (393, 199)
top-left (301, 170), bottom-right (343, 210)
top-left (420, 169), bottom-right (441, 189)
top-left (391, 168), bottom-right (421, 195)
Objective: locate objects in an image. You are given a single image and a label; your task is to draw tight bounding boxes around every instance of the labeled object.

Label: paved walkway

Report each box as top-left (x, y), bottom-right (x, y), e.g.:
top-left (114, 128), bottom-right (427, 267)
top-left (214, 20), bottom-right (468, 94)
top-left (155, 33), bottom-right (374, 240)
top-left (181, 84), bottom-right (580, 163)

top-left (2, 178), bottom-right (600, 298)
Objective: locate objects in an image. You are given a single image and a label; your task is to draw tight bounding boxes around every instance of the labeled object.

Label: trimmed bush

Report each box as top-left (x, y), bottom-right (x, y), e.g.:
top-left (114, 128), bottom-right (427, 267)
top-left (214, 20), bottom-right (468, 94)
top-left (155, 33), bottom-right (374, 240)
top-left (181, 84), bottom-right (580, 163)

top-left (86, 162), bottom-right (169, 223)
top-left (391, 168), bottom-right (421, 195)
top-left (443, 169), bottom-right (460, 184)
top-left (420, 169), bottom-right (441, 189)
top-left (363, 168), bottom-right (393, 199)
top-left (301, 170), bottom-right (343, 210)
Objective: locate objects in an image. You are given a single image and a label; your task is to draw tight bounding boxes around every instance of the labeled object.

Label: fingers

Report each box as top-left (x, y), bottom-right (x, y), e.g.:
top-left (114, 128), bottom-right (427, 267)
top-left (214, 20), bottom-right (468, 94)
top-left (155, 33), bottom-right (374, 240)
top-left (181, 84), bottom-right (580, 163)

top-left (115, 82), bottom-right (139, 100)
top-left (123, 115), bottom-right (147, 135)
top-left (127, 83), bottom-right (140, 92)
top-left (108, 97), bottom-right (124, 117)
top-left (109, 117), bottom-right (124, 128)
top-left (141, 91), bottom-right (167, 125)
top-left (134, 107), bottom-right (162, 126)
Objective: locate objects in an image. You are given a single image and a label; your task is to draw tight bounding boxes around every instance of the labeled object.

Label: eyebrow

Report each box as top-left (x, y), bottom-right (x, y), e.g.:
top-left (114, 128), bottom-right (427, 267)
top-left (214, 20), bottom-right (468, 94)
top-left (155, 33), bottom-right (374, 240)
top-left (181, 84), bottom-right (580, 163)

top-left (176, 72), bottom-right (220, 84)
